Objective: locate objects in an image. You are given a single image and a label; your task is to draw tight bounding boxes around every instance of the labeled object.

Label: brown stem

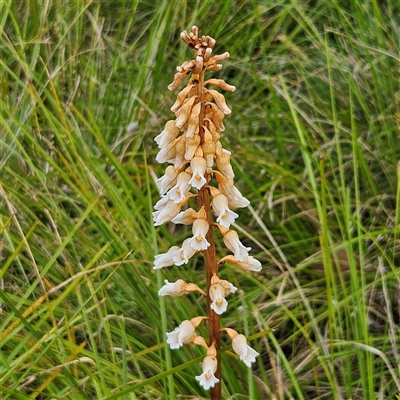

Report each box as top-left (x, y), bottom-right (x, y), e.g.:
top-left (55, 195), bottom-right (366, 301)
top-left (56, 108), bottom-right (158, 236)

top-left (197, 67), bottom-right (221, 400)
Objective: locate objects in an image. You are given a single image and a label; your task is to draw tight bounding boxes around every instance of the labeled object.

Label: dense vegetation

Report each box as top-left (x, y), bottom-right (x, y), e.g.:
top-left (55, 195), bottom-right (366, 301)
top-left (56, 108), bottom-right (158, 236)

top-left (1, 1), bottom-right (399, 399)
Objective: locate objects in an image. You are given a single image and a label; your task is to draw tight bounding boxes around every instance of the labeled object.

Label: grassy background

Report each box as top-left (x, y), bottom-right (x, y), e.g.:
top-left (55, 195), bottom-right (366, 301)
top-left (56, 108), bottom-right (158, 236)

top-left (1, 0), bottom-right (399, 399)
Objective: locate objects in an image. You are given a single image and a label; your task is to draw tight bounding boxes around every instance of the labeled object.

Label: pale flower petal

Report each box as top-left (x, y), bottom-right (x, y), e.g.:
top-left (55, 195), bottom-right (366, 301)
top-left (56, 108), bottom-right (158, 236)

top-left (171, 208), bottom-right (198, 225)
top-left (175, 96), bottom-right (197, 128)
top-left (218, 179), bottom-right (250, 209)
top-left (188, 157), bottom-right (207, 190)
top-left (156, 165), bottom-right (178, 194)
top-left (166, 171), bottom-right (191, 203)
top-left (152, 201), bottom-right (181, 226)
top-left (220, 255), bottom-right (262, 272)
top-left (187, 219), bottom-right (210, 251)
top-left (158, 279), bottom-right (187, 296)
top-left (166, 320), bottom-right (196, 349)
top-left (172, 238), bottom-right (197, 265)
top-left (232, 334), bottom-right (259, 367)
top-left (211, 193), bottom-right (238, 228)
top-left (195, 355), bottom-right (219, 390)
top-left (153, 246), bottom-right (180, 269)
top-left (223, 230), bottom-right (251, 262)
top-left (154, 120), bottom-right (180, 148)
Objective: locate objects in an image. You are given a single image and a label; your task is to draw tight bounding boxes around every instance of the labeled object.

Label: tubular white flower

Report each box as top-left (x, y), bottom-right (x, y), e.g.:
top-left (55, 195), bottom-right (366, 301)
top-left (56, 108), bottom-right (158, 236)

top-left (232, 334), bottom-right (259, 367)
top-left (154, 120), bottom-right (180, 148)
top-left (158, 279), bottom-right (187, 296)
top-left (209, 283), bottom-right (228, 315)
top-left (171, 238), bottom-right (197, 266)
top-left (211, 193), bottom-right (239, 228)
top-left (187, 218), bottom-right (210, 251)
top-left (153, 246), bottom-right (180, 269)
top-left (152, 200), bottom-right (181, 226)
top-left (219, 255), bottom-right (262, 272)
top-left (166, 171), bottom-right (192, 203)
top-left (218, 179), bottom-right (250, 208)
top-left (188, 156), bottom-right (207, 190)
top-left (223, 230), bottom-right (251, 262)
top-left (156, 165), bottom-right (178, 194)
top-left (171, 208), bottom-right (198, 225)
top-left (166, 320), bottom-right (196, 349)
top-left (195, 355), bottom-right (219, 390)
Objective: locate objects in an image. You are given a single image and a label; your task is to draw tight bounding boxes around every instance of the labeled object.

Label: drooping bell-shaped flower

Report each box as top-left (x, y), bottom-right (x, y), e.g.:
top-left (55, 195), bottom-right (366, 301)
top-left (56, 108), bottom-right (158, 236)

top-left (222, 229), bottom-right (251, 262)
top-left (187, 218), bottom-right (210, 251)
top-left (152, 200), bottom-right (181, 226)
top-left (154, 120), bottom-right (180, 148)
top-left (232, 334), bottom-right (259, 367)
top-left (166, 320), bottom-right (196, 349)
top-left (211, 193), bottom-right (239, 228)
top-left (171, 238), bottom-right (198, 266)
top-left (188, 156), bottom-right (207, 190)
top-left (156, 165), bottom-right (178, 194)
top-left (223, 328), bottom-right (259, 367)
top-left (195, 355), bottom-right (219, 390)
top-left (166, 171), bottom-right (192, 203)
top-left (158, 279), bottom-right (206, 297)
top-left (153, 246), bottom-right (180, 269)
top-left (218, 178), bottom-right (250, 209)
top-left (209, 275), bottom-right (237, 315)
top-left (219, 255), bottom-right (262, 272)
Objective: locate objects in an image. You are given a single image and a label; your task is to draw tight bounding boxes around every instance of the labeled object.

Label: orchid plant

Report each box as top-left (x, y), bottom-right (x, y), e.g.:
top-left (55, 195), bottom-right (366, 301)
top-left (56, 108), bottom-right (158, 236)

top-left (153, 26), bottom-right (261, 399)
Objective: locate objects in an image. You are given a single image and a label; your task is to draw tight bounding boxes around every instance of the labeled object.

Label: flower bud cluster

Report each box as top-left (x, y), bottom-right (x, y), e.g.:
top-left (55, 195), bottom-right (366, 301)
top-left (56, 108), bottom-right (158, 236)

top-left (153, 26), bottom-right (261, 392)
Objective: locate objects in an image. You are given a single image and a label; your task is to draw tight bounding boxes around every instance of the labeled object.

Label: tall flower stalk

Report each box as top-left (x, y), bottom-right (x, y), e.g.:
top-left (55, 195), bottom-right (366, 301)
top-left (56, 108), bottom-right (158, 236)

top-left (153, 26), bottom-right (261, 399)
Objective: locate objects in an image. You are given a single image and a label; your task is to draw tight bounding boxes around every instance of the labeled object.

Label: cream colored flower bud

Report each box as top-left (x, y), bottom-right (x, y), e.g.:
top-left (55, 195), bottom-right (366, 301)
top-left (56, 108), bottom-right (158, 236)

top-left (171, 85), bottom-right (195, 112)
top-left (205, 102), bottom-right (225, 131)
top-left (192, 55), bottom-right (204, 74)
top-left (188, 218), bottom-right (210, 251)
top-left (203, 47), bottom-right (213, 62)
top-left (208, 89), bottom-right (232, 115)
top-left (152, 200), bottom-right (181, 226)
top-left (205, 78), bottom-right (236, 92)
top-left (207, 52), bottom-right (230, 64)
top-left (173, 135), bottom-right (188, 169)
top-left (175, 96), bottom-right (197, 128)
top-left (202, 141), bottom-right (216, 168)
top-left (171, 208), bottom-right (198, 225)
top-left (215, 146), bottom-right (235, 180)
top-left (185, 133), bottom-right (200, 161)
top-left (218, 178), bottom-right (250, 208)
top-left (188, 156), bottom-right (207, 190)
top-left (185, 102), bottom-right (201, 138)
top-left (156, 165), bottom-right (178, 194)
top-left (219, 255), bottom-right (262, 272)
top-left (222, 229), bottom-right (251, 262)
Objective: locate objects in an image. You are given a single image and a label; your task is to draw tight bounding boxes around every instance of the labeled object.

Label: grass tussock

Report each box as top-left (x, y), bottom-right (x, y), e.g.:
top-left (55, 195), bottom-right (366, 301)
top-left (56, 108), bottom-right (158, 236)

top-left (1, 1), bottom-right (399, 399)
